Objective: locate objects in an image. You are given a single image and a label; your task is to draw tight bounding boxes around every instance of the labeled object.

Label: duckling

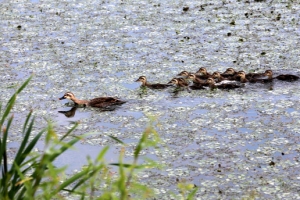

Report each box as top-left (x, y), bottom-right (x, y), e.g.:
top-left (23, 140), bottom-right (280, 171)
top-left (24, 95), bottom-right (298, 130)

top-left (212, 71), bottom-right (229, 83)
top-left (168, 78), bottom-right (189, 87)
top-left (237, 71), bottom-right (272, 83)
top-left (236, 71), bottom-right (249, 83)
top-left (177, 71), bottom-right (190, 78)
top-left (265, 70), bottom-right (299, 82)
top-left (187, 73), bottom-right (208, 86)
top-left (177, 70), bottom-right (206, 80)
top-left (135, 76), bottom-right (170, 89)
top-left (206, 78), bottom-right (242, 90)
top-left (246, 70), bottom-right (268, 79)
top-left (59, 92), bottom-right (126, 108)
top-left (168, 78), bottom-right (204, 90)
top-left (221, 68), bottom-right (239, 79)
top-left (195, 67), bottom-right (212, 79)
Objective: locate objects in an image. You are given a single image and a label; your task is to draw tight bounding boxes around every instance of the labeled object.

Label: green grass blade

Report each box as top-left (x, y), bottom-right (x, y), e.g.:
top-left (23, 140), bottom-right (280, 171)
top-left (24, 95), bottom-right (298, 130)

top-left (6, 75), bottom-right (32, 110)
top-left (16, 127), bottom-right (45, 165)
top-left (15, 76), bottom-right (32, 96)
top-left (133, 132), bottom-right (147, 160)
top-left (95, 146), bottom-right (109, 163)
top-left (14, 117), bottom-right (35, 164)
top-left (22, 110), bottom-right (33, 135)
top-left (118, 149), bottom-right (127, 199)
top-left (108, 135), bottom-right (125, 145)
top-left (0, 103), bottom-right (2, 118)
top-left (9, 127), bottom-right (45, 194)
top-left (187, 187), bottom-right (198, 200)
top-left (48, 137), bottom-right (82, 162)
top-left (1, 115), bottom-right (13, 175)
top-left (0, 94), bottom-right (16, 129)
top-left (57, 167), bottom-right (91, 192)
top-left (60, 122), bottom-right (79, 141)
top-left (109, 163), bottom-right (143, 169)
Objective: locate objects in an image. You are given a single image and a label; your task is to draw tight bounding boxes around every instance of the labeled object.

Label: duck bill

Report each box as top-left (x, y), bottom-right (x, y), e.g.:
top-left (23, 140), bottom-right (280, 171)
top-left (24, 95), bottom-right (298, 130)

top-left (135, 79), bottom-right (141, 82)
top-left (59, 96), bottom-right (66, 100)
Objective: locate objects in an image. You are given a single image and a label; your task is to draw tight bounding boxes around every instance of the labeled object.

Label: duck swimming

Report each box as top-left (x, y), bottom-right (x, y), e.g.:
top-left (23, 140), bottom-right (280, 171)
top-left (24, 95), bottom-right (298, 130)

top-left (221, 68), bottom-right (239, 80)
top-left (59, 92), bottom-right (126, 108)
top-left (168, 78), bottom-right (189, 87)
top-left (195, 67), bottom-right (212, 79)
top-left (212, 71), bottom-right (230, 83)
top-left (168, 78), bottom-right (204, 90)
top-left (237, 71), bottom-right (273, 83)
top-left (188, 73), bottom-right (206, 85)
top-left (206, 78), bottom-right (242, 90)
top-left (264, 70), bottom-right (299, 82)
top-left (135, 76), bottom-right (170, 89)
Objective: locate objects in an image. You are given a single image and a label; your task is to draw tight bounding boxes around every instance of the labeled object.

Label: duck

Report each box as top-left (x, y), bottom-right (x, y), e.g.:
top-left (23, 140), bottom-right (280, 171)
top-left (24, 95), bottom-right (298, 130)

top-left (212, 71), bottom-right (230, 83)
top-left (195, 67), bottom-right (212, 79)
top-left (168, 78), bottom-right (204, 90)
top-left (187, 73), bottom-right (208, 86)
top-left (206, 78), bottom-right (242, 90)
top-left (177, 71), bottom-right (190, 78)
top-left (246, 70), bottom-right (268, 79)
top-left (237, 71), bottom-right (273, 83)
top-left (221, 68), bottom-right (239, 79)
top-left (135, 76), bottom-right (170, 89)
top-left (177, 70), bottom-right (206, 80)
top-left (168, 78), bottom-right (189, 87)
top-left (270, 70), bottom-right (299, 81)
top-left (276, 74), bottom-right (299, 81)
top-left (59, 92), bottom-right (126, 108)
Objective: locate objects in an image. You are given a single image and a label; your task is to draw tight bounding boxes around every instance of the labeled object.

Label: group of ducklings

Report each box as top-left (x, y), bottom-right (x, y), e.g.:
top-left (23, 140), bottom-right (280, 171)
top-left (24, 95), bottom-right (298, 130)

top-left (59, 67), bottom-right (298, 109)
top-left (135, 67), bottom-right (299, 91)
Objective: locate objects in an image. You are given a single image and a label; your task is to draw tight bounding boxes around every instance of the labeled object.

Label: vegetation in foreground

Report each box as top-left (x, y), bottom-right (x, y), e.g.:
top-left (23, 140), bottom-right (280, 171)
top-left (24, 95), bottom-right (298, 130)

top-left (0, 76), bottom-right (197, 199)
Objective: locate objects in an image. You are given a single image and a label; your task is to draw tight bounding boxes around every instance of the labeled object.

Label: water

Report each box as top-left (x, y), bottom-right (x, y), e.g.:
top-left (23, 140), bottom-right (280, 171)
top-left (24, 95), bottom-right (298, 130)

top-left (1, 0), bottom-right (300, 199)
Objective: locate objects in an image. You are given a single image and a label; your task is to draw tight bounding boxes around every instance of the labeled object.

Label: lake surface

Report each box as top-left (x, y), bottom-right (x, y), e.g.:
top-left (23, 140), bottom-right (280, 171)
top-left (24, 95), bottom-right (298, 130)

top-left (1, 0), bottom-right (300, 199)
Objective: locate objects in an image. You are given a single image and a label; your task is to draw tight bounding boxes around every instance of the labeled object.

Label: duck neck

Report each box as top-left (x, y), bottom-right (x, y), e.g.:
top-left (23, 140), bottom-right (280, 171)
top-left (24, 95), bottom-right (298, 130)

top-left (217, 76), bottom-right (225, 82)
top-left (208, 82), bottom-right (216, 90)
top-left (142, 81), bottom-right (149, 86)
top-left (266, 74), bottom-right (273, 80)
top-left (240, 76), bottom-right (248, 83)
top-left (71, 97), bottom-right (89, 106)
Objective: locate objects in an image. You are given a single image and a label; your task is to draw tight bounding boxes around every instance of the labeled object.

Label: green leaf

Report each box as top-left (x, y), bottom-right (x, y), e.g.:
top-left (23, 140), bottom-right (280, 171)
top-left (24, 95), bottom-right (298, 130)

top-left (108, 135), bottom-right (126, 145)
top-left (109, 163), bottom-right (143, 169)
top-left (60, 122), bottom-right (79, 141)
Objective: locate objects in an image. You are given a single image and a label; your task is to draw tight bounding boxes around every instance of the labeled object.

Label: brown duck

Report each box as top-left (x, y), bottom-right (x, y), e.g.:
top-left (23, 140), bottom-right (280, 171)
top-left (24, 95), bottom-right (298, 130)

top-left (168, 78), bottom-right (189, 87)
top-left (237, 71), bottom-right (273, 83)
top-left (177, 71), bottom-right (190, 77)
top-left (212, 71), bottom-right (230, 83)
top-left (265, 70), bottom-right (299, 81)
top-left (188, 73), bottom-right (208, 86)
top-left (221, 68), bottom-right (239, 79)
top-left (59, 92), bottom-right (126, 108)
top-left (168, 78), bottom-right (204, 90)
top-left (206, 78), bottom-right (242, 90)
top-left (195, 67), bottom-right (212, 79)
top-left (135, 76), bottom-right (170, 89)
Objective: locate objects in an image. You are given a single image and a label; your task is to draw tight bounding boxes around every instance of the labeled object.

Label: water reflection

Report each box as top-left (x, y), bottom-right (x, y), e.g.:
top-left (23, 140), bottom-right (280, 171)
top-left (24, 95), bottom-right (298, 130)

top-left (58, 107), bottom-right (77, 118)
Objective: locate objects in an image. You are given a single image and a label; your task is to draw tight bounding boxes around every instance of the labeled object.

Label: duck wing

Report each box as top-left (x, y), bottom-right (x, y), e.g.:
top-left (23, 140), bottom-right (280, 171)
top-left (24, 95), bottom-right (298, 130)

top-left (89, 97), bottom-right (126, 107)
top-left (148, 83), bottom-right (170, 89)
